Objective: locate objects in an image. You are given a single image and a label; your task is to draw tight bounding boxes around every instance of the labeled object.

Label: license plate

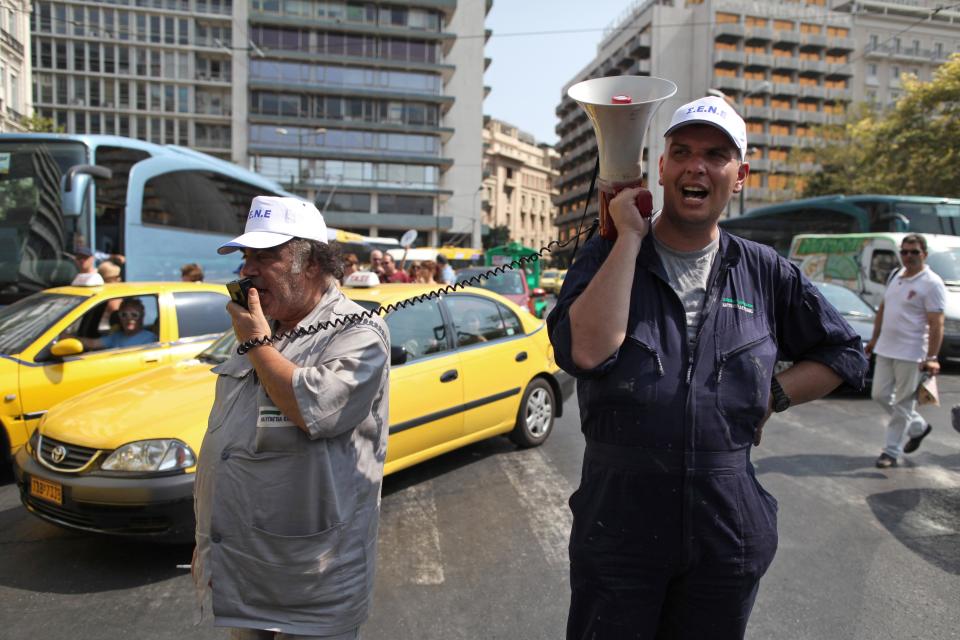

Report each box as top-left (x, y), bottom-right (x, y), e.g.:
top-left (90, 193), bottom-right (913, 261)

top-left (30, 477), bottom-right (62, 506)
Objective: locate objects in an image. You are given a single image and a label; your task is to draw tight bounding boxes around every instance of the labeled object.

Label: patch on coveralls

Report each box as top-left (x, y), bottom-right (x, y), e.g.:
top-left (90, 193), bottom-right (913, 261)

top-left (257, 405), bottom-right (296, 428)
top-left (722, 297), bottom-right (754, 313)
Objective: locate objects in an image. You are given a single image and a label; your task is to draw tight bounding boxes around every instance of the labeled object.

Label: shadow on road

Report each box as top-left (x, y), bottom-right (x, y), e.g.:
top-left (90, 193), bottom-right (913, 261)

top-left (754, 453), bottom-right (889, 479)
top-left (382, 436), bottom-right (517, 498)
top-left (0, 503), bottom-right (193, 594)
top-left (866, 487), bottom-right (960, 576)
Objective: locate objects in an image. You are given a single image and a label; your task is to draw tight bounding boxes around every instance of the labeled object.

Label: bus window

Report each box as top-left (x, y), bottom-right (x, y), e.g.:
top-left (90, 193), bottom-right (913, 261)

top-left (141, 170), bottom-right (262, 233)
top-left (94, 145), bottom-right (151, 256)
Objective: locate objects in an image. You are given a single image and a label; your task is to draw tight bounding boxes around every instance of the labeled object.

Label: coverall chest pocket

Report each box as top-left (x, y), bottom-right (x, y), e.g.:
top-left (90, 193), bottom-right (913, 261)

top-left (716, 316), bottom-right (777, 446)
top-left (604, 323), bottom-right (662, 406)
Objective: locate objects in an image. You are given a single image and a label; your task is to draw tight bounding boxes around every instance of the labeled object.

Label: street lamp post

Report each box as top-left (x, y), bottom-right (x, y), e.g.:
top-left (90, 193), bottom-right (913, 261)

top-left (275, 126), bottom-right (326, 193)
top-left (472, 185), bottom-right (483, 248)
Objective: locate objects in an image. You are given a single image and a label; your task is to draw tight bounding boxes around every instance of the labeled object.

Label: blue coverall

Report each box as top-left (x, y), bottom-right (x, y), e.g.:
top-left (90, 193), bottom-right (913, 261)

top-left (548, 231), bottom-right (867, 640)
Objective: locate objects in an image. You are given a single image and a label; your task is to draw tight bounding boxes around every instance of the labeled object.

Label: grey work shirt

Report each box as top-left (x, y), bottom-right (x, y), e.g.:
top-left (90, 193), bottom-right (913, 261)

top-left (193, 282), bottom-right (390, 636)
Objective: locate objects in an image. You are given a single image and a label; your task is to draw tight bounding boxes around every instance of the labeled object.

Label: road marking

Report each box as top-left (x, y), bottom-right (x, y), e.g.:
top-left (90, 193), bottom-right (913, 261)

top-left (497, 448), bottom-right (573, 569)
top-left (379, 482), bottom-right (445, 585)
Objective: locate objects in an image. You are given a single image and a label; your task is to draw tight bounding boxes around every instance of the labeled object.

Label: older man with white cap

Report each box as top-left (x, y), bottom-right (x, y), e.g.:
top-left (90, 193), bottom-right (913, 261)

top-left (193, 195), bottom-right (390, 640)
top-left (548, 96), bottom-right (867, 638)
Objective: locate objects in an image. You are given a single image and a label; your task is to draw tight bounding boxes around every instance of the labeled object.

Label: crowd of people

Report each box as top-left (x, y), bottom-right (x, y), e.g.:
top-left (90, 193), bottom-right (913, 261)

top-left (338, 248), bottom-right (457, 286)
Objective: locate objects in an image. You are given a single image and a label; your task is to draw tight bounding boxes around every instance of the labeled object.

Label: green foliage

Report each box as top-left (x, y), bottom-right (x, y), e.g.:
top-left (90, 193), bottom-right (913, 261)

top-left (483, 224), bottom-right (510, 249)
top-left (803, 54), bottom-right (960, 198)
top-left (20, 114), bottom-right (63, 133)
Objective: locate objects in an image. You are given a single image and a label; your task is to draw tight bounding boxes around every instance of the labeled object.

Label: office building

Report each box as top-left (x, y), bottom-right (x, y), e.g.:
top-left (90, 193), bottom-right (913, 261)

top-left (553, 0), bottom-right (959, 263)
top-left (31, 0), bottom-right (234, 154)
top-left (30, 0), bottom-right (490, 248)
top-left (244, 0), bottom-right (490, 247)
top-left (481, 117), bottom-right (559, 251)
top-left (1, 0), bottom-right (31, 132)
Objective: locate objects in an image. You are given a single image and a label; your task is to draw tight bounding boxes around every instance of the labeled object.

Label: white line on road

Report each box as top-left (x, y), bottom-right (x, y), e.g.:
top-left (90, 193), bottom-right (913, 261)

top-left (379, 482), bottom-right (445, 585)
top-left (497, 447), bottom-right (573, 569)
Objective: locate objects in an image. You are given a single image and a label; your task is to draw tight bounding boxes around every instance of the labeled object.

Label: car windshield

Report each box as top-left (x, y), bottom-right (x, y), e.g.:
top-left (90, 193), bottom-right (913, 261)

top-left (926, 248), bottom-right (960, 286)
top-left (0, 292), bottom-right (87, 355)
top-left (457, 269), bottom-right (525, 295)
top-left (197, 331), bottom-right (237, 364)
top-left (815, 283), bottom-right (875, 320)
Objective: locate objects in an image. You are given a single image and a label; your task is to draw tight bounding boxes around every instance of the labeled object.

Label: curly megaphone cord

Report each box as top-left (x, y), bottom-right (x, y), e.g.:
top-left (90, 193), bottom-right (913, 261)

top-left (236, 159), bottom-right (601, 355)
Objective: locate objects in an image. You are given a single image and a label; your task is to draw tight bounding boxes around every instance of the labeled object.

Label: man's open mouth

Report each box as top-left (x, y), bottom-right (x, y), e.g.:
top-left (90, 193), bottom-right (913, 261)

top-left (681, 186), bottom-right (709, 202)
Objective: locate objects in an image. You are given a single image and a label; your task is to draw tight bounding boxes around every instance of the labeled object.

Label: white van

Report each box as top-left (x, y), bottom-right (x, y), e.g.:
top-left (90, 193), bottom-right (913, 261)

top-left (789, 232), bottom-right (960, 357)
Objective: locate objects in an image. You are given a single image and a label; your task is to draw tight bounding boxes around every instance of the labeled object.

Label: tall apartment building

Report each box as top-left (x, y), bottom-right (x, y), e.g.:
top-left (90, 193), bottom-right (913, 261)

top-left (481, 116), bottom-right (559, 251)
top-left (30, 0), bottom-right (489, 247)
top-left (31, 0), bottom-right (234, 155)
top-left (232, 0), bottom-right (489, 247)
top-left (833, 0), bottom-right (960, 107)
top-left (553, 0), bottom-right (861, 264)
top-left (0, 0), bottom-right (31, 132)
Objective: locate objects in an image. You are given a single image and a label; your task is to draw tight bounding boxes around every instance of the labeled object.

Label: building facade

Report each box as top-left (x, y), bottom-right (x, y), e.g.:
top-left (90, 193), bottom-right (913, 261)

top-left (833, 0), bottom-right (960, 108)
top-left (31, 0), bottom-right (234, 153)
top-left (30, 0), bottom-right (489, 247)
top-left (1, 0), bottom-right (31, 131)
top-left (553, 0), bottom-right (958, 264)
top-left (481, 116), bottom-right (559, 251)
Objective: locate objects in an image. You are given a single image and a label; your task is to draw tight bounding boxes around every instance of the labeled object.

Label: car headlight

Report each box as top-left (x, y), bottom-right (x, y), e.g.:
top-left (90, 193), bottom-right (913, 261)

top-left (100, 439), bottom-right (196, 472)
top-left (26, 428), bottom-right (40, 456)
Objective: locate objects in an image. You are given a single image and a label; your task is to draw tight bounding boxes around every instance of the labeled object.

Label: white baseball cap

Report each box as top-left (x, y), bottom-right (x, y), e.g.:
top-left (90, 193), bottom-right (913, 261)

top-left (664, 96), bottom-right (748, 161)
top-left (218, 196), bottom-right (328, 255)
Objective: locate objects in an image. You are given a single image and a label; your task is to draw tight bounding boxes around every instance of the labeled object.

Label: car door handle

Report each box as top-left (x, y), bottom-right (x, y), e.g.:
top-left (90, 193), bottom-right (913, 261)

top-left (440, 369), bottom-right (458, 383)
top-left (143, 356), bottom-right (160, 363)
top-left (515, 351), bottom-right (528, 362)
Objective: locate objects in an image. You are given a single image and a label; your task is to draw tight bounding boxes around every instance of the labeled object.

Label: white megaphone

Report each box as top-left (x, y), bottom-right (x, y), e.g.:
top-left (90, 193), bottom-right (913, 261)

top-left (567, 76), bottom-right (678, 241)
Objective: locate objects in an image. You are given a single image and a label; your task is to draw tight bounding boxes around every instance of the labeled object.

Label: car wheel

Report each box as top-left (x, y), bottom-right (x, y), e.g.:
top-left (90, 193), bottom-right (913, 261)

top-left (510, 378), bottom-right (555, 448)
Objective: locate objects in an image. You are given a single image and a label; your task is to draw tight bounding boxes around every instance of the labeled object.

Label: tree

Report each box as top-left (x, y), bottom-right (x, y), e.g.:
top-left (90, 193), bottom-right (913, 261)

top-left (20, 114), bottom-right (64, 133)
top-left (483, 224), bottom-right (510, 249)
top-left (802, 53), bottom-right (960, 198)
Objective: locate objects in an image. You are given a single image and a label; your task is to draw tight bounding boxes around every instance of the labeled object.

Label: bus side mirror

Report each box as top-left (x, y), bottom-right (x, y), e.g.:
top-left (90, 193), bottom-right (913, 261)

top-left (61, 164), bottom-right (113, 217)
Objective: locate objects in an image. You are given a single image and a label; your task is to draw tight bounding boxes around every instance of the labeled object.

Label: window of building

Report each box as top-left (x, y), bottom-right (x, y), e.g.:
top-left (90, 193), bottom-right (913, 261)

top-left (773, 19), bottom-right (793, 31)
top-left (378, 194), bottom-right (433, 215)
top-left (716, 12), bottom-right (739, 24)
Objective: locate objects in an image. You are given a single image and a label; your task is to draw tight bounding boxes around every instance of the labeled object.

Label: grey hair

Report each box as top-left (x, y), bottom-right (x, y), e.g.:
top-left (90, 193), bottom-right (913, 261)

top-left (287, 238), bottom-right (343, 280)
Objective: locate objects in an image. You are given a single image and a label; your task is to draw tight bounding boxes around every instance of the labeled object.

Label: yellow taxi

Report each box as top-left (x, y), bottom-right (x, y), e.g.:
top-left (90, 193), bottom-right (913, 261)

top-left (540, 269), bottom-right (567, 295)
top-left (1, 282), bottom-right (231, 462)
top-left (13, 282), bottom-right (572, 540)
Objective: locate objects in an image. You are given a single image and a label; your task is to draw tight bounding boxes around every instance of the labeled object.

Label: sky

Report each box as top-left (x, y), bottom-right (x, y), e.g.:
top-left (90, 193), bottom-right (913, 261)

top-left (483, 0), bottom-right (637, 146)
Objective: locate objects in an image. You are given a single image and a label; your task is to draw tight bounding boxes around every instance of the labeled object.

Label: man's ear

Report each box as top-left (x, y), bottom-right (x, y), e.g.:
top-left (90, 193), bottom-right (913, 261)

top-left (733, 161), bottom-right (749, 194)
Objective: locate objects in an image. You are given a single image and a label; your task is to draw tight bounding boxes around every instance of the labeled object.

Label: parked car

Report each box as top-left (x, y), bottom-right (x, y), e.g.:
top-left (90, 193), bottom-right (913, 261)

top-left (775, 281), bottom-right (876, 391)
top-left (540, 269), bottom-right (567, 295)
top-left (0, 282), bottom-right (231, 463)
top-left (789, 232), bottom-right (960, 359)
top-left (13, 283), bottom-right (572, 541)
top-left (455, 267), bottom-right (548, 317)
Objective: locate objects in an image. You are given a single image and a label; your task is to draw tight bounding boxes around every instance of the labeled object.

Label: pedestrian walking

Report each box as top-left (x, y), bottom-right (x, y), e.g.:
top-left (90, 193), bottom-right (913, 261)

top-left (865, 233), bottom-right (945, 468)
top-left (192, 195), bottom-right (390, 639)
top-left (547, 96), bottom-right (867, 639)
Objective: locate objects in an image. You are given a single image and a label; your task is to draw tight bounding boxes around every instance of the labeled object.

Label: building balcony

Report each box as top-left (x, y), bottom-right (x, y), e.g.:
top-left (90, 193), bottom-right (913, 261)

top-left (713, 23), bottom-right (745, 39)
top-left (325, 211), bottom-right (454, 231)
top-left (798, 85), bottom-right (826, 99)
top-left (0, 28), bottom-right (23, 55)
top-left (744, 105), bottom-right (772, 119)
top-left (771, 82), bottom-right (798, 97)
top-left (776, 30), bottom-right (801, 45)
top-left (744, 26), bottom-right (774, 42)
top-left (713, 75), bottom-right (746, 92)
top-left (771, 107), bottom-right (800, 123)
top-left (825, 37), bottom-right (856, 53)
top-left (714, 50), bottom-right (745, 65)
top-left (628, 32), bottom-right (651, 58)
top-left (749, 132), bottom-right (770, 146)
top-left (771, 55), bottom-right (800, 71)
top-left (749, 158), bottom-right (770, 172)
top-left (799, 59), bottom-right (827, 73)
top-left (745, 53), bottom-right (773, 67)
top-left (825, 87), bottom-right (853, 102)
top-left (799, 33), bottom-right (827, 47)
top-left (769, 135), bottom-right (798, 147)
top-left (826, 63), bottom-right (853, 78)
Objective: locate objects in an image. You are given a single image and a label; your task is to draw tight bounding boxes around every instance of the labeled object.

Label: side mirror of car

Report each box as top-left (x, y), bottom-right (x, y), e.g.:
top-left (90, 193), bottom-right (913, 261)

top-left (390, 345), bottom-right (408, 366)
top-left (531, 287), bottom-right (547, 297)
top-left (50, 338), bottom-right (84, 358)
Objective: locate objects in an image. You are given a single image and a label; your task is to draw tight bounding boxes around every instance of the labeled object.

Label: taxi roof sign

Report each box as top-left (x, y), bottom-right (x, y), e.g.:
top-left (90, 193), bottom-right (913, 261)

top-left (344, 271), bottom-right (380, 288)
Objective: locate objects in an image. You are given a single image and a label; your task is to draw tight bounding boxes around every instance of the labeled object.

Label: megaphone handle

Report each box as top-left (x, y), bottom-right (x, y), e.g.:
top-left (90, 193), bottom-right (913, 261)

top-left (598, 178), bottom-right (652, 242)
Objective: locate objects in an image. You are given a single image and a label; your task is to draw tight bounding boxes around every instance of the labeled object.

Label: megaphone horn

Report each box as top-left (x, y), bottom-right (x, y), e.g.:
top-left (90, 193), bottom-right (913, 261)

top-left (567, 76), bottom-right (678, 241)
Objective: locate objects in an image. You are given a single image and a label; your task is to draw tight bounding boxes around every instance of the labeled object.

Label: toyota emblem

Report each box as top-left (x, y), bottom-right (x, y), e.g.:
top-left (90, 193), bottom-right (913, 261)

top-left (51, 445), bottom-right (67, 464)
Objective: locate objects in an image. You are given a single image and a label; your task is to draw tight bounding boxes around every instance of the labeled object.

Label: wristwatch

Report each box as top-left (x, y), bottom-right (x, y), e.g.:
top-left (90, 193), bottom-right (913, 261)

top-left (770, 377), bottom-right (791, 413)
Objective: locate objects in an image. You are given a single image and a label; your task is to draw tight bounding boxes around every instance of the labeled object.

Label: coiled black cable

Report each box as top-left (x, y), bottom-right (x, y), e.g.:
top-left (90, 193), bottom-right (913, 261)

top-left (236, 158), bottom-right (602, 355)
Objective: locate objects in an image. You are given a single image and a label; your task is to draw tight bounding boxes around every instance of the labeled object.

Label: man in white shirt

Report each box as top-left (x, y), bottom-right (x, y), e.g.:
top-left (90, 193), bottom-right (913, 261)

top-left (865, 234), bottom-right (945, 468)
top-left (70, 246), bottom-right (105, 286)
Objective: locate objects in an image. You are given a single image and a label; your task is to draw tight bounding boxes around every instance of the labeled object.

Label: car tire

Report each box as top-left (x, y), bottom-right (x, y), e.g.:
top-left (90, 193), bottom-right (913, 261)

top-left (509, 378), bottom-right (555, 448)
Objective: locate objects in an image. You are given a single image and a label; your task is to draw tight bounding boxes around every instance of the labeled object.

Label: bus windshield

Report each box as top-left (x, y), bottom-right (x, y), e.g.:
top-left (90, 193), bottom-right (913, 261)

top-left (0, 140), bottom-right (89, 300)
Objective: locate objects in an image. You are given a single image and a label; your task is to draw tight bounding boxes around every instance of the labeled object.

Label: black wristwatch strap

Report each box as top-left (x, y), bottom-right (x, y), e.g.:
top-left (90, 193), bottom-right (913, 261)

top-left (771, 376), bottom-right (791, 413)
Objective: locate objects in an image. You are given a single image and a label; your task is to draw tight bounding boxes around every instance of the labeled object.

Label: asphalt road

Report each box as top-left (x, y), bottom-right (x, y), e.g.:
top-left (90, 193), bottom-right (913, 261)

top-left (1, 367), bottom-right (958, 640)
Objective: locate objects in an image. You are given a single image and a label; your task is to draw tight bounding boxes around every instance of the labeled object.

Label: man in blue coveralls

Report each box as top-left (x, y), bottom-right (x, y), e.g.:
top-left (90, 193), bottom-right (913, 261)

top-left (548, 96), bottom-right (868, 639)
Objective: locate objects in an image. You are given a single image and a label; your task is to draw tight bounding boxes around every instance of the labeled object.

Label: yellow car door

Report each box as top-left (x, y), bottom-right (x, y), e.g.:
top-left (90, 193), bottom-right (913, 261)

top-left (384, 298), bottom-right (464, 471)
top-left (445, 294), bottom-right (535, 437)
top-left (17, 293), bottom-right (170, 428)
